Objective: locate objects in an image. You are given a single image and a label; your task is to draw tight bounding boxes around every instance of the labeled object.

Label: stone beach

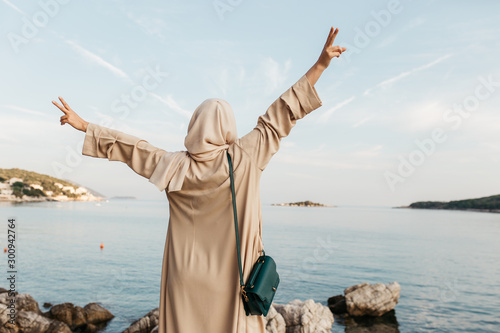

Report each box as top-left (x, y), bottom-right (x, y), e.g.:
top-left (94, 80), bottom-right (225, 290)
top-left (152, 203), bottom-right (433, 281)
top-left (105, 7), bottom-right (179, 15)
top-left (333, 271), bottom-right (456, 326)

top-left (0, 282), bottom-right (400, 332)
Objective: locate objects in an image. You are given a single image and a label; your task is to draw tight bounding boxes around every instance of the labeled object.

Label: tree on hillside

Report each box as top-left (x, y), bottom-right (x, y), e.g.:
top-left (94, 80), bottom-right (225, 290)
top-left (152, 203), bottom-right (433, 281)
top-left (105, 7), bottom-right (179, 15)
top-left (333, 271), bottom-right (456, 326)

top-left (12, 181), bottom-right (25, 188)
top-left (22, 188), bottom-right (46, 197)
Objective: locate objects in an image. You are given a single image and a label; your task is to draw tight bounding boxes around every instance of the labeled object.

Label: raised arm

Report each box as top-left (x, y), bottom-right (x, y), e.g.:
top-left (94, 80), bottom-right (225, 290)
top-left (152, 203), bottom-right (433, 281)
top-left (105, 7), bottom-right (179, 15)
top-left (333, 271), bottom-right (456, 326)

top-left (235, 26), bottom-right (346, 171)
top-left (306, 27), bottom-right (346, 86)
top-left (81, 123), bottom-right (168, 181)
top-left (52, 97), bottom-right (167, 181)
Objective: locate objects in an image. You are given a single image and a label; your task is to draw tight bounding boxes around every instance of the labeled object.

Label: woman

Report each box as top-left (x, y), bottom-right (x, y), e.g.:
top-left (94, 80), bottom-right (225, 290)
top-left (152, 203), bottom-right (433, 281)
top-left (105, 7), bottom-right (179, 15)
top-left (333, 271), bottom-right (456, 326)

top-left (53, 27), bottom-right (346, 333)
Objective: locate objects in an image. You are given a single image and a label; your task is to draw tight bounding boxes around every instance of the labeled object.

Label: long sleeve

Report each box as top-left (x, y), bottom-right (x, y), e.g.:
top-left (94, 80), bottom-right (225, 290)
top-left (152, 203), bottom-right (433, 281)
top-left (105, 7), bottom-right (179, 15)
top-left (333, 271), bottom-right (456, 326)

top-left (235, 74), bottom-right (322, 171)
top-left (82, 123), bottom-right (168, 180)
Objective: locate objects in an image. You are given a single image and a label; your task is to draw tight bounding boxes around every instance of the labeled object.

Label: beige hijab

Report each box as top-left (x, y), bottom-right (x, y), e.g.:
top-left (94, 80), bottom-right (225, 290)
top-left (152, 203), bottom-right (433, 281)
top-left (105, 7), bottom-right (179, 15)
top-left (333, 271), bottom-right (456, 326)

top-left (149, 98), bottom-right (238, 192)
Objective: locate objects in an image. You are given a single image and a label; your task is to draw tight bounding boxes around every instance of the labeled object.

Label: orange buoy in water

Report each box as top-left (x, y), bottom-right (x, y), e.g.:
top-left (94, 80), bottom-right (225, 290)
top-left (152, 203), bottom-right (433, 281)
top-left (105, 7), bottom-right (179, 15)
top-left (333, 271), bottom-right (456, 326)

top-left (100, 243), bottom-right (104, 249)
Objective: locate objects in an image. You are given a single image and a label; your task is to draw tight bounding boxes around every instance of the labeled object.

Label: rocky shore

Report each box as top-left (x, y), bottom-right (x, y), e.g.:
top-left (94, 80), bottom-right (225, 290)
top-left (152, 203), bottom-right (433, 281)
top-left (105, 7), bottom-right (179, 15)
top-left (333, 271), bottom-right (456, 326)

top-left (0, 282), bottom-right (400, 333)
top-left (0, 289), bottom-right (114, 332)
top-left (399, 193), bottom-right (500, 213)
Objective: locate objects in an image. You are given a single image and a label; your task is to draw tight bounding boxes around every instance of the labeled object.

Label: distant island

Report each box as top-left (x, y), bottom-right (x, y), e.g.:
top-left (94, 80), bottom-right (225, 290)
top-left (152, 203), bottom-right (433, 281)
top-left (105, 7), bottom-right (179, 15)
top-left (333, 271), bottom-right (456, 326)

top-left (0, 168), bottom-right (105, 202)
top-left (272, 200), bottom-right (334, 207)
top-left (110, 196), bottom-right (137, 200)
top-left (404, 194), bottom-right (500, 213)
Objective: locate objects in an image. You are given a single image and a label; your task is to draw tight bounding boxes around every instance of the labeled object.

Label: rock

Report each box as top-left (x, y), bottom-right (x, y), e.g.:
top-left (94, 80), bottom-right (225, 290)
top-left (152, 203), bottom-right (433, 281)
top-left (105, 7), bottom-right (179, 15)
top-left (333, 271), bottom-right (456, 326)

top-left (273, 299), bottom-right (334, 333)
top-left (0, 290), bottom-right (114, 333)
top-left (151, 325), bottom-right (159, 333)
top-left (122, 308), bottom-right (159, 333)
top-left (43, 302), bottom-right (53, 309)
top-left (0, 303), bottom-right (72, 333)
top-left (344, 310), bottom-right (400, 333)
top-left (263, 304), bottom-right (286, 333)
top-left (84, 303), bottom-right (114, 324)
top-left (45, 302), bottom-right (87, 329)
top-left (0, 292), bottom-right (42, 314)
top-left (45, 302), bottom-right (114, 332)
top-left (327, 295), bottom-right (346, 315)
top-left (344, 283), bottom-right (370, 295)
top-left (344, 282), bottom-right (400, 317)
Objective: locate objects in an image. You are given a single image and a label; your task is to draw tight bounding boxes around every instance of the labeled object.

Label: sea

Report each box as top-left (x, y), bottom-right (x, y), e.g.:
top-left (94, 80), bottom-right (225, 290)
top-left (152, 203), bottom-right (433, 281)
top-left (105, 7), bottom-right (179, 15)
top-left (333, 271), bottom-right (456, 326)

top-left (0, 199), bottom-right (499, 332)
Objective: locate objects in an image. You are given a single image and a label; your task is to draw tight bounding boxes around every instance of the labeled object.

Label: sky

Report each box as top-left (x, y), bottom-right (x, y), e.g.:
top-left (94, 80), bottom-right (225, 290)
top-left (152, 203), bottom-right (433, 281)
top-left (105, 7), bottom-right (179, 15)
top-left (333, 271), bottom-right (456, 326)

top-left (1, 0), bottom-right (499, 207)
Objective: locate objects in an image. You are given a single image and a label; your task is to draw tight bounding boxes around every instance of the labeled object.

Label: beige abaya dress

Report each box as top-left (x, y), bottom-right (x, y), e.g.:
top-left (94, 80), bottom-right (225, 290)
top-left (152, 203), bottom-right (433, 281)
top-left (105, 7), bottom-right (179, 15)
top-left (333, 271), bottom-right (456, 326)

top-left (81, 74), bottom-right (322, 332)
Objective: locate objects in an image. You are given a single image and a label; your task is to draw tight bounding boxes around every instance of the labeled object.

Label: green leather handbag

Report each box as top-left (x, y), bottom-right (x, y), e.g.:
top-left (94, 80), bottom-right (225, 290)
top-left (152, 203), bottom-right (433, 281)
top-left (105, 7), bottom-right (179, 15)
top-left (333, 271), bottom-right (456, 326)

top-left (227, 151), bottom-right (280, 316)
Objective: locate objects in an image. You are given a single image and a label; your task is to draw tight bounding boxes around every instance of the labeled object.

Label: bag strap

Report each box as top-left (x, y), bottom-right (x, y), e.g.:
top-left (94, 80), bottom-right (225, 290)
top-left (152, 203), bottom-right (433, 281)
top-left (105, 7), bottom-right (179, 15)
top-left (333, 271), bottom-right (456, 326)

top-left (227, 150), bottom-right (245, 290)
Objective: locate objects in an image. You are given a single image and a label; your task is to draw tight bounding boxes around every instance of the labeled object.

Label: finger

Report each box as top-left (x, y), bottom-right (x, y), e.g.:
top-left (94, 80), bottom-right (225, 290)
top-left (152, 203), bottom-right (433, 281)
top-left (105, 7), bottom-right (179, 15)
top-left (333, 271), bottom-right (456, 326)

top-left (326, 45), bottom-right (344, 55)
top-left (59, 97), bottom-right (72, 111)
top-left (331, 28), bottom-right (339, 44)
top-left (60, 115), bottom-right (68, 121)
top-left (324, 27), bottom-right (335, 47)
top-left (52, 100), bottom-right (68, 114)
top-left (332, 45), bottom-right (344, 53)
top-left (327, 49), bottom-right (342, 58)
top-left (325, 27), bottom-right (336, 47)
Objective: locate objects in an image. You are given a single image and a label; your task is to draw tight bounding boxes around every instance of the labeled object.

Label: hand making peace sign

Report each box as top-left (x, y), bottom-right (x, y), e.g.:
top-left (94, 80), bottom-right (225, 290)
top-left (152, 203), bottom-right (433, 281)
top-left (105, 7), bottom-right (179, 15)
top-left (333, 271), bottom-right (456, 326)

top-left (305, 26), bottom-right (346, 87)
top-left (52, 97), bottom-right (89, 132)
top-left (317, 27), bottom-right (347, 70)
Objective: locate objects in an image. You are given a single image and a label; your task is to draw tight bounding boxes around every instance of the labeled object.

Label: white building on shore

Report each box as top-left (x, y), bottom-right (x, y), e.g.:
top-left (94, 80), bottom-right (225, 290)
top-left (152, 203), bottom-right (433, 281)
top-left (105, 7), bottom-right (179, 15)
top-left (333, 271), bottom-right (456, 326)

top-left (8, 177), bottom-right (23, 185)
top-left (62, 186), bottom-right (75, 194)
top-left (0, 183), bottom-right (13, 196)
top-left (52, 195), bottom-right (69, 201)
top-left (76, 187), bottom-right (88, 194)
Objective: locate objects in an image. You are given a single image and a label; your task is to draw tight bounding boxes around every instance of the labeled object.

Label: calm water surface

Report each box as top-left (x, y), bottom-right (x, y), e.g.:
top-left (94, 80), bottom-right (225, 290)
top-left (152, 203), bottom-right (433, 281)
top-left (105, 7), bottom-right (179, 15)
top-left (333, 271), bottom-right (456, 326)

top-left (0, 200), bottom-right (499, 332)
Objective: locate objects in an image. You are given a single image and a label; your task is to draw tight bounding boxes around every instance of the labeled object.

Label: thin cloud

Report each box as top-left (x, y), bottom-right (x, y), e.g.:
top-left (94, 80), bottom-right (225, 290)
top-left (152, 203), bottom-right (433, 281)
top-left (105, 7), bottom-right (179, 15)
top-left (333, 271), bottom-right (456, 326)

top-left (352, 115), bottom-right (373, 128)
top-left (318, 96), bottom-right (355, 122)
top-left (274, 153), bottom-right (379, 170)
top-left (408, 17), bottom-right (426, 29)
top-left (281, 141), bottom-right (296, 148)
top-left (286, 172), bottom-right (317, 179)
top-left (149, 93), bottom-right (191, 118)
top-left (0, 132), bottom-right (18, 144)
top-left (351, 145), bottom-right (383, 158)
top-left (2, 0), bottom-right (24, 14)
top-left (3, 105), bottom-right (48, 117)
top-left (125, 12), bottom-right (168, 40)
top-left (262, 57), bottom-right (292, 93)
top-left (65, 40), bottom-right (132, 83)
top-left (312, 143), bottom-right (326, 152)
top-left (379, 17), bottom-right (426, 49)
top-left (364, 54), bottom-right (453, 96)
top-left (400, 101), bottom-right (444, 132)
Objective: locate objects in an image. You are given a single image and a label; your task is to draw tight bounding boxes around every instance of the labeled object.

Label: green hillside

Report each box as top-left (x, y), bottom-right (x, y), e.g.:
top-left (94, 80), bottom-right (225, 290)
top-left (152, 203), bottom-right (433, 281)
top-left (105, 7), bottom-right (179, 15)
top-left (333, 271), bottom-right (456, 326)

top-left (1, 168), bottom-right (75, 187)
top-left (0, 168), bottom-right (101, 199)
top-left (409, 194), bottom-right (500, 212)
